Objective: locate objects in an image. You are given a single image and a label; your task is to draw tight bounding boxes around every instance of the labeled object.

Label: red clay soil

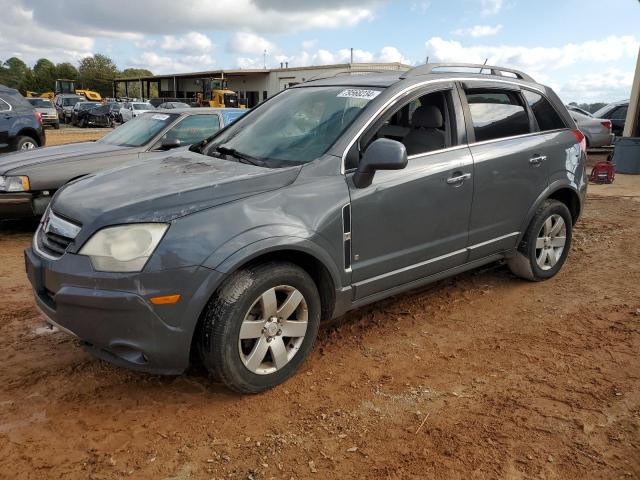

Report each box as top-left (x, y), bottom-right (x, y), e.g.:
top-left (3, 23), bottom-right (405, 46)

top-left (0, 162), bottom-right (638, 479)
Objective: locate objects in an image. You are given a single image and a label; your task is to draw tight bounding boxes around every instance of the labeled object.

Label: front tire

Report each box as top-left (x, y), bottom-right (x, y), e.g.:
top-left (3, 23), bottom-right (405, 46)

top-left (508, 199), bottom-right (573, 281)
top-left (198, 262), bottom-right (321, 393)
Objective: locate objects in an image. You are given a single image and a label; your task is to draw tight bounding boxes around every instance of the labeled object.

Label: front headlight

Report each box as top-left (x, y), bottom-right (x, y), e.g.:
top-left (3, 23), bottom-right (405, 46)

top-left (79, 223), bottom-right (169, 272)
top-left (0, 175), bottom-right (30, 192)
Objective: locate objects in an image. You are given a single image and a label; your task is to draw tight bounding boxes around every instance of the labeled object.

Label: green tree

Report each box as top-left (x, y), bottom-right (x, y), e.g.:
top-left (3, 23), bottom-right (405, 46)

top-left (31, 58), bottom-right (57, 92)
top-left (78, 54), bottom-right (119, 97)
top-left (56, 62), bottom-right (79, 81)
top-left (119, 68), bottom-right (156, 98)
top-left (0, 57), bottom-right (30, 89)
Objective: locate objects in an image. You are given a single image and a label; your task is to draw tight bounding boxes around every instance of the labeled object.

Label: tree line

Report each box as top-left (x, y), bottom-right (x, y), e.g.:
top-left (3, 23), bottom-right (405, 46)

top-left (0, 54), bottom-right (154, 98)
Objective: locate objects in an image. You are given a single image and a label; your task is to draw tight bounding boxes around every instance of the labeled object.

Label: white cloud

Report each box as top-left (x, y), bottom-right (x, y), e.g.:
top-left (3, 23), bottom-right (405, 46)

top-left (0, 0), bottom-right (94, 64)
top-left (425, 35), bottom-right (640, 73)
top-left (453, 24), bottom-right (502, 37)
top-left (480, 0), bottom-right (504, 15)
top-left (301, 39), bottom-right (318, 50)
top-left (24, 0), bottom-right (377, 35)
top-left (271, 45), bottom-right (411, 68)
top-left (161, 32), bottom-right (213, 54)
top-left (378, 46), bottom-right (412, 64)
top-left (130, 51), bottom-right (215, 74)
top-left (559, 69), bottom-right (634, 103)
top-left (410, 1), bottom-right (431, 14)
top-left (228, 32), bottom-right (276, 55)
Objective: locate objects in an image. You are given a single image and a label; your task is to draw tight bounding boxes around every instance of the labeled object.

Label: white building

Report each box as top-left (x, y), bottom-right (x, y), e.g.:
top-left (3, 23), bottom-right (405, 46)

top-left (113, 62), bottom-right (410, 107)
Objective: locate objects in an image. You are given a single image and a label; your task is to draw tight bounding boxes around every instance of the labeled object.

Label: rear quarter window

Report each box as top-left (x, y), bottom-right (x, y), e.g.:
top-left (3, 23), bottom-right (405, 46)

top-left (465, 89), bottom-right (530, 142)
top-left (522, 90), bottom-right (566, 131)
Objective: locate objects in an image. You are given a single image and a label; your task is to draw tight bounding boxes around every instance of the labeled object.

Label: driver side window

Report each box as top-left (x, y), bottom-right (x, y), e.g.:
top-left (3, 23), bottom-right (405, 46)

top-left (346, 88), bottom-right (454, 170)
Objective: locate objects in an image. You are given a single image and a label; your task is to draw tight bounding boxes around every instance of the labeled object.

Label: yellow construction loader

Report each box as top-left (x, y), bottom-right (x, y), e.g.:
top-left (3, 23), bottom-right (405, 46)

top-left (195, 77), bottom-right (244, 108)
top-left (26, 79), bottom-right (102, 101)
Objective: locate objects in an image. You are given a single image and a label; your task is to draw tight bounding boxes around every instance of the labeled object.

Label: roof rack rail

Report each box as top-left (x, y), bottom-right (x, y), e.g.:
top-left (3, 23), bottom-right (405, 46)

top-left (305, 69), bottom-right (395, 83)
top-left (400, 63), bottom-right (535, 82)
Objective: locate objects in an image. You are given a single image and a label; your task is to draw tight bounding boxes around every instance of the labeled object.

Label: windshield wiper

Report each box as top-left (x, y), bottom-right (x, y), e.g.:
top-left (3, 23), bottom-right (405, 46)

top-left (215, 145), bottom-right (264, 166)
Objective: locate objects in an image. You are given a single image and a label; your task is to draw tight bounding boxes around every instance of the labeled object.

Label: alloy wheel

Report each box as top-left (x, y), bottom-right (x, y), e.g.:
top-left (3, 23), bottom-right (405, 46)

top-left (20, 141), bottom-right (36, 150)
top-left (238, 285), bottom-right (308, 375)
top-left (535, 214), bottom-right (567, 270)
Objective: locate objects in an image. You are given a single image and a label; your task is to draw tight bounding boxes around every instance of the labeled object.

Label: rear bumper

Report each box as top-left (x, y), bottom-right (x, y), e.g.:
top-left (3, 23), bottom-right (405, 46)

top-left (0, 192), bottom-right (34, 218)
top-left (24, 247), bottom-right (226, 375)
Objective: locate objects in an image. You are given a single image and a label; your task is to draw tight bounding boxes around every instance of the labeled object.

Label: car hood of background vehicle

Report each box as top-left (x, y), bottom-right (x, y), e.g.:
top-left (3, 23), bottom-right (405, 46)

top-left (0, 142), bottom-right (130, 174)
top-left (52, 150), bottom-right (301, 226)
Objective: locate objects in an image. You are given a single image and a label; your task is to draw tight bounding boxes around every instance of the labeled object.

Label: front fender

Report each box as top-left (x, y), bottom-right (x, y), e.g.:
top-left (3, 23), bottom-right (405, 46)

top-left (203, 227), bottom-right (344, 291)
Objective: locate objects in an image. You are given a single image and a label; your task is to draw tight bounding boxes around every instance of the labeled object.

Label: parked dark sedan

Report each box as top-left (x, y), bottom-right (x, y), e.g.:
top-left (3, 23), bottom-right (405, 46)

top-left (0, 108), bottom-right (246, 218)
top-left (71, 102), bottom-right (111, 128)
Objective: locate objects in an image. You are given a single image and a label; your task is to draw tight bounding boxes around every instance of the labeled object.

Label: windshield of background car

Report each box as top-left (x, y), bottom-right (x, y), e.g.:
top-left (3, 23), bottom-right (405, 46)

top-left (134, 103), bottom-right (153, 110)
top-left (221, 110), bottom-right (247, 125)
top-left (98, 112), bottom-right (178, 147)
top-left (63, 97), bottom-right (82, 106)
top-left (28, 99), bottom-right (53, 108)
top-left (207, 86), bottom-right (380, 166)
top-left (79, 102), bottom-right (100, 111)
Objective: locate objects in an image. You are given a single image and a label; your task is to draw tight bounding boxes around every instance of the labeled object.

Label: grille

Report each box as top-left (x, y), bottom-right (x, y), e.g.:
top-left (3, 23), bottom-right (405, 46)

top-left (34, 211), bottom-right (81, 260)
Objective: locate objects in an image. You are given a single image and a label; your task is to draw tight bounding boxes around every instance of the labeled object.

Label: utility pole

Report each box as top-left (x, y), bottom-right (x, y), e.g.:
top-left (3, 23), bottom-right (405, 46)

top-left (263, 50), bottom-right (267, 69)
top-left (350, 47), bottom-right (354, 64)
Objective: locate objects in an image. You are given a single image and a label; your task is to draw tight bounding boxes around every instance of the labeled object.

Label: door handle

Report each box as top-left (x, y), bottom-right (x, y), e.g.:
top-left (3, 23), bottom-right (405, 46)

top-left (446, 172), bottom-right (471, 185)
top-left (529, 155), bottom-right (547, 166)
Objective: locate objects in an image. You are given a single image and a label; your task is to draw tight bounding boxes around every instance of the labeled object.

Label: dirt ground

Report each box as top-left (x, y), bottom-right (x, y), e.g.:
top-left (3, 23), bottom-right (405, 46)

top-left (44, 124), bottom-right (112, 146)
top-left (0, 153), bottom-right (639, 480)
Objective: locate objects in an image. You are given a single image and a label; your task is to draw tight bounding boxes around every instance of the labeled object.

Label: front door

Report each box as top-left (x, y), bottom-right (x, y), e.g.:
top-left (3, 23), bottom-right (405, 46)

top-left (347, 85), bottom-right (473, 299)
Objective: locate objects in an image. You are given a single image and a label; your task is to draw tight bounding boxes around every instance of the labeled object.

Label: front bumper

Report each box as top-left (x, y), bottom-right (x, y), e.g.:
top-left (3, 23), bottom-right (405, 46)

top-left (0, 192), bottom-right (34, 218)
top-left (24, 247), bottom-right (225, 374)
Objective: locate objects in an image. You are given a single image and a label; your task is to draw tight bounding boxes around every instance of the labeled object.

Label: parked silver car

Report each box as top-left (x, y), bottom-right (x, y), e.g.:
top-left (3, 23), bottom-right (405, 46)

top-left (0, 108), bottom-right (246, 218)
top-left (569, 111), bottom-right (613, 148)
top-left (26, 98), bottom-right (59, 129)
top-left (119, 101), bottom-right (155, 123)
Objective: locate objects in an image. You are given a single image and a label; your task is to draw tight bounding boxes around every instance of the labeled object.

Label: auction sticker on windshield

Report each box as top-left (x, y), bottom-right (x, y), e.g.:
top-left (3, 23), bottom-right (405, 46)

top-left (152, 114), bottom-right (170, 121)
top-left (337, 89), bottom-right (381, 100)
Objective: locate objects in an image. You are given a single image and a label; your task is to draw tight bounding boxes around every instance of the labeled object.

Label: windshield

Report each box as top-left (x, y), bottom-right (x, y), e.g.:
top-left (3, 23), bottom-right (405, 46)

top-left (62, 97), bottom-right (82, 106)
top-left (98, 112), bottom-right (178, 147)
top-left (134, 103), bottom-right (153, 110)
top-left (28, 99), bottom-right (53, 108)
top-left (79, 102), bottom-right (100, 110)
top-left (207, 86), bottom-right (378, 166)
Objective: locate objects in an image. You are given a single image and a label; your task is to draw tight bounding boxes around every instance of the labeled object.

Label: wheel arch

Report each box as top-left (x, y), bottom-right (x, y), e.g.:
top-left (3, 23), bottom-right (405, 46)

top-left (14, 128), bottom-right (43, 146)
top-left (517, 182), bottom-right (583, 246)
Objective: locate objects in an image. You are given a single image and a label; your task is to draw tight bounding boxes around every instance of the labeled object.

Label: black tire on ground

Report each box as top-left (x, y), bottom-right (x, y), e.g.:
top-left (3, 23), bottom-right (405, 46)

top-left (507, 199), bottom-right (573, 281)
top-left (54, 122), bottom-right (60, 130)
top-left (13, 136), bottom-right (38, 151)
top-left (79, 118), bottom-right (86, 128)
top-left (197, 262), bottom-right (321, 393)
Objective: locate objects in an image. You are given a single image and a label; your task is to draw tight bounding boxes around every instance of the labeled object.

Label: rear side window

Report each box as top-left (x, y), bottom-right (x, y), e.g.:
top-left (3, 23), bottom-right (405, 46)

top-left (522, 90), bottom-right (566, 131)
top-left (465, 89), bottom-right (530, 142)
top-left (610, 106), bottom-right (628, 120)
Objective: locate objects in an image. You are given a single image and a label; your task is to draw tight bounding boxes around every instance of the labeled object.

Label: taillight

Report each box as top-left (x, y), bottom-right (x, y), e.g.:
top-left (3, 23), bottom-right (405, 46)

top-left (572, 128), bottom-right (586, 153)
top-left (34, 111), bottom-right (42, 125)
top-left (601, 120), bottom-right (612, 130)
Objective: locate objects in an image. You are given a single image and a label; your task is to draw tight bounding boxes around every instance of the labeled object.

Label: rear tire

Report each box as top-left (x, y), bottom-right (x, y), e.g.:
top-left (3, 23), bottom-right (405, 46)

top-left (54, 122), bottom-right (60, 130)
top-left (508, 199), bottom-right (573, 281)
top-left (197, 262), bottom-right (321, 393)
top-left (14, 136), bottom-right (38, 151)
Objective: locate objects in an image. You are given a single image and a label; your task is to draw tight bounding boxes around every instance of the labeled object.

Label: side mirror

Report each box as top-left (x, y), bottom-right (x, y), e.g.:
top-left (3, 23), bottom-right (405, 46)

top-left (160, 138), bottom-right (181, 150)
top-left (353, 138), bottom-right (408, 188)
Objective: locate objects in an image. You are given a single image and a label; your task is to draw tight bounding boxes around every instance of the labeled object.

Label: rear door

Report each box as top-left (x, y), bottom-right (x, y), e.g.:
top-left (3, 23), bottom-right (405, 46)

top-left (0, 96), bottom-right (11, 149)
top-left (461, 82), bottom-right (550, 260)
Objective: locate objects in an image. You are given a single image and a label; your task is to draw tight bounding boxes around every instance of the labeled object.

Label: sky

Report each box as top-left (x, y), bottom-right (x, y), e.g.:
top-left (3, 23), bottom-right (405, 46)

top-left (0, 0), bottom-right (639, 103)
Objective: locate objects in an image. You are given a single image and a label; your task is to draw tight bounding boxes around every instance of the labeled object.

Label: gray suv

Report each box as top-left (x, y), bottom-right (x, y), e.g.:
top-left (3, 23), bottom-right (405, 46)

top-left (25, 63), bottom-right (587, 393)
